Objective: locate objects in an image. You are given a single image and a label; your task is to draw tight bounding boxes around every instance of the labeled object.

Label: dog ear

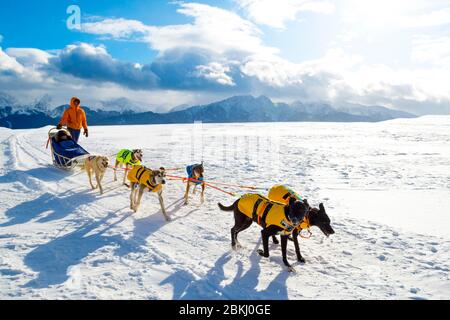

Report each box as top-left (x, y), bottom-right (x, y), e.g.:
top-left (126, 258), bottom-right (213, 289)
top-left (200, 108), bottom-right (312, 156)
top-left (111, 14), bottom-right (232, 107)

top-left (159, 167), bottom-right (165, 172)
top-left (288, 197), bottom-right (296, 206)
top-left (319, 203), bottom-right (325, 211)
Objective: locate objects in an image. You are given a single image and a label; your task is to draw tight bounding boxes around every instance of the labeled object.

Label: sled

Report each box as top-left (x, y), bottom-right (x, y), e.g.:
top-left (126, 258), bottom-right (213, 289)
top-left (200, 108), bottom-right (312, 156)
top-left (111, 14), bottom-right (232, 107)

top-left (47, 128), bottom-right (90, 170)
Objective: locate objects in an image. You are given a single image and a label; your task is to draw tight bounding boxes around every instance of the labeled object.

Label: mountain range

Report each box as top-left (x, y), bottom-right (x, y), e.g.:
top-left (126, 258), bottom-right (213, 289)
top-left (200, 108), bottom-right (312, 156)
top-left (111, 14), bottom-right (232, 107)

top-left (0, 93), bottom-right (416, 129)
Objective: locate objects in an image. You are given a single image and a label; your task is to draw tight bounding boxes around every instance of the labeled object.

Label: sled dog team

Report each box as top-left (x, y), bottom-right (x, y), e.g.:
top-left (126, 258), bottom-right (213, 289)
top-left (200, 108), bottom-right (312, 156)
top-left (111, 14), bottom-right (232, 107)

top-left (85, 149), bottom-right (334, 271)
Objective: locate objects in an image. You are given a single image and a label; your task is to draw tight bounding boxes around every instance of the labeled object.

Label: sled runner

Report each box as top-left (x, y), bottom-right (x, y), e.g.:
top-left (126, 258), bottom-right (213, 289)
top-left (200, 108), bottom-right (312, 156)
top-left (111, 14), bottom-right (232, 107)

top-left (47, 128), bottom-right (90, 170)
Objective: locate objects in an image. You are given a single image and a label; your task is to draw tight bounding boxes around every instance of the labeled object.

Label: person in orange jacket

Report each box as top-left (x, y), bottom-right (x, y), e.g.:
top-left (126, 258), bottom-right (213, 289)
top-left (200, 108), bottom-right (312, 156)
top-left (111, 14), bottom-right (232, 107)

top-left (56, 97), bottom-right (88, 143)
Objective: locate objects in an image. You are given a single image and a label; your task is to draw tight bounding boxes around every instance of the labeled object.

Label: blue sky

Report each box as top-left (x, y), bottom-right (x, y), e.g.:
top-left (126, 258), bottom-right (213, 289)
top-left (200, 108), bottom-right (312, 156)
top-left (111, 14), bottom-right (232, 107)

top-left (1, 0), bottom-right (450, 114)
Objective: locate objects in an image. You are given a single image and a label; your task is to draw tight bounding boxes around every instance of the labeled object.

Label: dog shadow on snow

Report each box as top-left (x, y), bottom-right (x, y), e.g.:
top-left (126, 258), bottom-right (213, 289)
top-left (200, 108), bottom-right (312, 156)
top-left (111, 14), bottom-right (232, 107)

top-left (0, 189), bottom-right (112, 227)
top-left (22, 196), bottom-right (198, 289)
top-left (0, 166), bottom-right (71, 184)
top-left (115, 196), bottom-right (198, 257)
top-left (159, 240), bottom-right (290, 300)
top-left (16, 195), bottom-right (199, 289)
top-left (23, 212), bottom-right (130, 289)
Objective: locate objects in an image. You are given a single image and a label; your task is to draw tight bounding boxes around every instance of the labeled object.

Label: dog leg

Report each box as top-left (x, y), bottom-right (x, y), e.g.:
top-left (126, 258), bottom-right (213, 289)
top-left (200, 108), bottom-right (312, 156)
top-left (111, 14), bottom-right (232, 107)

top-left (292, 230), bottom-right (305, 263)
top-left (87, 167), bottom-right (96, 190)
top-left (158, 190), bottom-right (171, 221)
top-left (123, 164), bottom-right (129, 186)
top-left (231, 227), bottom-right (237, 249)
top-left (257, 229), bottom-right (271, 258)
top-left (130, 183), bottom-right (136, 210)
top-left (281, 235), bottom-right (295, 272)
top-left (200, 183), bottom-right (205, 204)
top-left (114, 161), bottom-right (119, 182)
top-left (184, 182), bottom-right (191, 205)
top-left (272, 235), bottom-right (279, 245)
top-left (134, 185), bottom-right (145, 212)
top-left (96, 172), bottom-right (103, 194)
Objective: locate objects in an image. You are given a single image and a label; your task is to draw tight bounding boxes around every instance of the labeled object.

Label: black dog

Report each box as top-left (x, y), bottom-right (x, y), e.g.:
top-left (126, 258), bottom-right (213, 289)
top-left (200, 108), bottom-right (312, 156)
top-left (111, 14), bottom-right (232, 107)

top-left (218, 195), bottom-right (310, 272)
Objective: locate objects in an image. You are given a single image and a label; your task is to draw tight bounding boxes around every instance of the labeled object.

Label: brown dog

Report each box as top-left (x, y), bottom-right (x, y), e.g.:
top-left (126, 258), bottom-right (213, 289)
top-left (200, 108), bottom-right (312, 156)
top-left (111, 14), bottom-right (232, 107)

top-left (127, 165), bottom-right (169, 221)
top-left (184, 163), bottom-right (205, 205)
top-left (85, 156), bottom-right (109, 194)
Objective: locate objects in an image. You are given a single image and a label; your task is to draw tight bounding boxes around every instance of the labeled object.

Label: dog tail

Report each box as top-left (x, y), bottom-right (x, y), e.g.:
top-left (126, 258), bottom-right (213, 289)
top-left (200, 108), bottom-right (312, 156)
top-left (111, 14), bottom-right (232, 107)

top-left (218, 202), bottom-right (235, 212)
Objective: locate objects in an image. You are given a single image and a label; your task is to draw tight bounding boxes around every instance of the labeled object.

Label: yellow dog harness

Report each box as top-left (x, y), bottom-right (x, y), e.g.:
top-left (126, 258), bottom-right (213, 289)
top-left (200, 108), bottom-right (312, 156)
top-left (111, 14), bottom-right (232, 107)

top-left (127, 165), bottom-right (162, 193)
top-left (268, 185), bottom-right (310, 230)
top-left (237, 194), bottom-right (296, 235)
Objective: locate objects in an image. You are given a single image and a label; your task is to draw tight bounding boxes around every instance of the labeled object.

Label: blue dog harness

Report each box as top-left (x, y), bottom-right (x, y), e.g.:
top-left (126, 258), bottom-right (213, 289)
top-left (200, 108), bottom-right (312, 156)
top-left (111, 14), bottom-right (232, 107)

top-left (186, 164), bottom-right (204, 185)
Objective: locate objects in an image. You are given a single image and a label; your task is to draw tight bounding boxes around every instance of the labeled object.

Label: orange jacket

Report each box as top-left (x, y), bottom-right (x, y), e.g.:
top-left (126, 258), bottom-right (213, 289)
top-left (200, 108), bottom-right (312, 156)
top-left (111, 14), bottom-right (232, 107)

top-left (58, 97), bottom-right (88, 130)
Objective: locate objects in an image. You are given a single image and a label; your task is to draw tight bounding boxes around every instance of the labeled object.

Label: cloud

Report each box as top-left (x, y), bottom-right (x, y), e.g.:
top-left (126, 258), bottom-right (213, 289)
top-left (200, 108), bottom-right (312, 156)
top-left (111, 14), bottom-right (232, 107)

top-left (411, 35), bottom-right (450, 66)
top-left (83, 18), bottom-right (150, 39)
top-left (401, 6), bottom-right (450, 28)
top-left (2, 1), bottom-right (450, 115)
top-left (52, 43), bottom-right (158, 90)
top-left (82, 2), bottom-right (278, 57)
top-left (6, 48), bottom-right (52, 65)
top-left (236, 0), bottom-right (335, 29)
top-left (0, 47), bottom-right (25, 75)
top-left (195, 62), bottom-right (236, 86)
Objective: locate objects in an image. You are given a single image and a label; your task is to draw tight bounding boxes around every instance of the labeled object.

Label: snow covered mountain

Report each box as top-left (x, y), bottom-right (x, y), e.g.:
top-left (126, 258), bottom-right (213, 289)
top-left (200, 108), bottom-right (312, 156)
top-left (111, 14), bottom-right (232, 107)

top-left (0, 93), bottom-right (416, 129)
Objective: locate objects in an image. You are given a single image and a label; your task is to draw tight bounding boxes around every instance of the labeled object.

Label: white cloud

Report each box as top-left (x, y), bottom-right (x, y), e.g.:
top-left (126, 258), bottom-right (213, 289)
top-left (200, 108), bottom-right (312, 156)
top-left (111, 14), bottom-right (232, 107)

top-left (195, 62), bottom-right (236, 86)
top-left (83, 18), bottom-right (150, 39)
top-left (0, 47), bottom-right (25, 74)
top-left (3, 1), bottom-right (450, 115)
top-left (236, 0), bottom-right (335, 29)
top-left (411, 35), bottom-right (450, 66)
top-left (6, 48), bottom-right (52, 65)
top-left (401, 6), bottom-right (450, 28)
top-left (82, 3), bottom-right (277, 57)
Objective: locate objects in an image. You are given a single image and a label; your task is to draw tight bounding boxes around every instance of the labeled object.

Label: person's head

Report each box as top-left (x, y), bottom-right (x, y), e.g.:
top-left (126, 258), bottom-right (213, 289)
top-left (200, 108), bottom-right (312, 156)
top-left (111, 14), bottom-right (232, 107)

top-left (70, 97), bottom-right (81, 108)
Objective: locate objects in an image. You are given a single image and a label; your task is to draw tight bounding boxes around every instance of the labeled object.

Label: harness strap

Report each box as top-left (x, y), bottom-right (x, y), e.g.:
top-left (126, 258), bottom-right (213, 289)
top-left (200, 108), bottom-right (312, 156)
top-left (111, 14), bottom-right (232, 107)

top-left (121, 150), bottom-right (130, 160)
top-left (136, 167), bottom-right (146, 181)
top-left (260, 203), bottom-right (273, 228)
top-left (146, 179), bottom-right (157, 190)
top-left (282, 192), bottom-right (291, 200)
top-left (252, 199), bottom-right (263, 223)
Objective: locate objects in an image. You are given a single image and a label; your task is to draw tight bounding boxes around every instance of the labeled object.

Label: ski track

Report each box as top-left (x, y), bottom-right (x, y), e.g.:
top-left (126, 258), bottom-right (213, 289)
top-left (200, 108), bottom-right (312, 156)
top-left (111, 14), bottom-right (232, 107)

top-left (0, 118), bottom-right (449, 299)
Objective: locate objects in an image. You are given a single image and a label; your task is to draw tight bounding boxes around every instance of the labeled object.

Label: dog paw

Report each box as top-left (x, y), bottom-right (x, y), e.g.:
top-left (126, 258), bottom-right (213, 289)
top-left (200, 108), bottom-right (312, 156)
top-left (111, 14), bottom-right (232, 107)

top-left (257, 249), bottom-right (269, 258)
top-left (297, 257), bottom-right (306, 263)
top-left (287, 266), bottom-right (297, 273)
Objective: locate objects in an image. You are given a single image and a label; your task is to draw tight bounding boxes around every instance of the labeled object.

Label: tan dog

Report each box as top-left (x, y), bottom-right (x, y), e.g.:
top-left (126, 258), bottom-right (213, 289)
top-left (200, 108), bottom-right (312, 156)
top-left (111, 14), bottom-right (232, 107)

top-left (85, 156), bottom-right (109, 194)
top-left (127, 165), bottom-right (169, 221)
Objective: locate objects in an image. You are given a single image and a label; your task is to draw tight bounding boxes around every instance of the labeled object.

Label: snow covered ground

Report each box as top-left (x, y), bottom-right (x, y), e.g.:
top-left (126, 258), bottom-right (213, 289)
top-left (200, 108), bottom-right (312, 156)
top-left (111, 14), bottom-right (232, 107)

top-left (0, 116), bottom-right (449, 299)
